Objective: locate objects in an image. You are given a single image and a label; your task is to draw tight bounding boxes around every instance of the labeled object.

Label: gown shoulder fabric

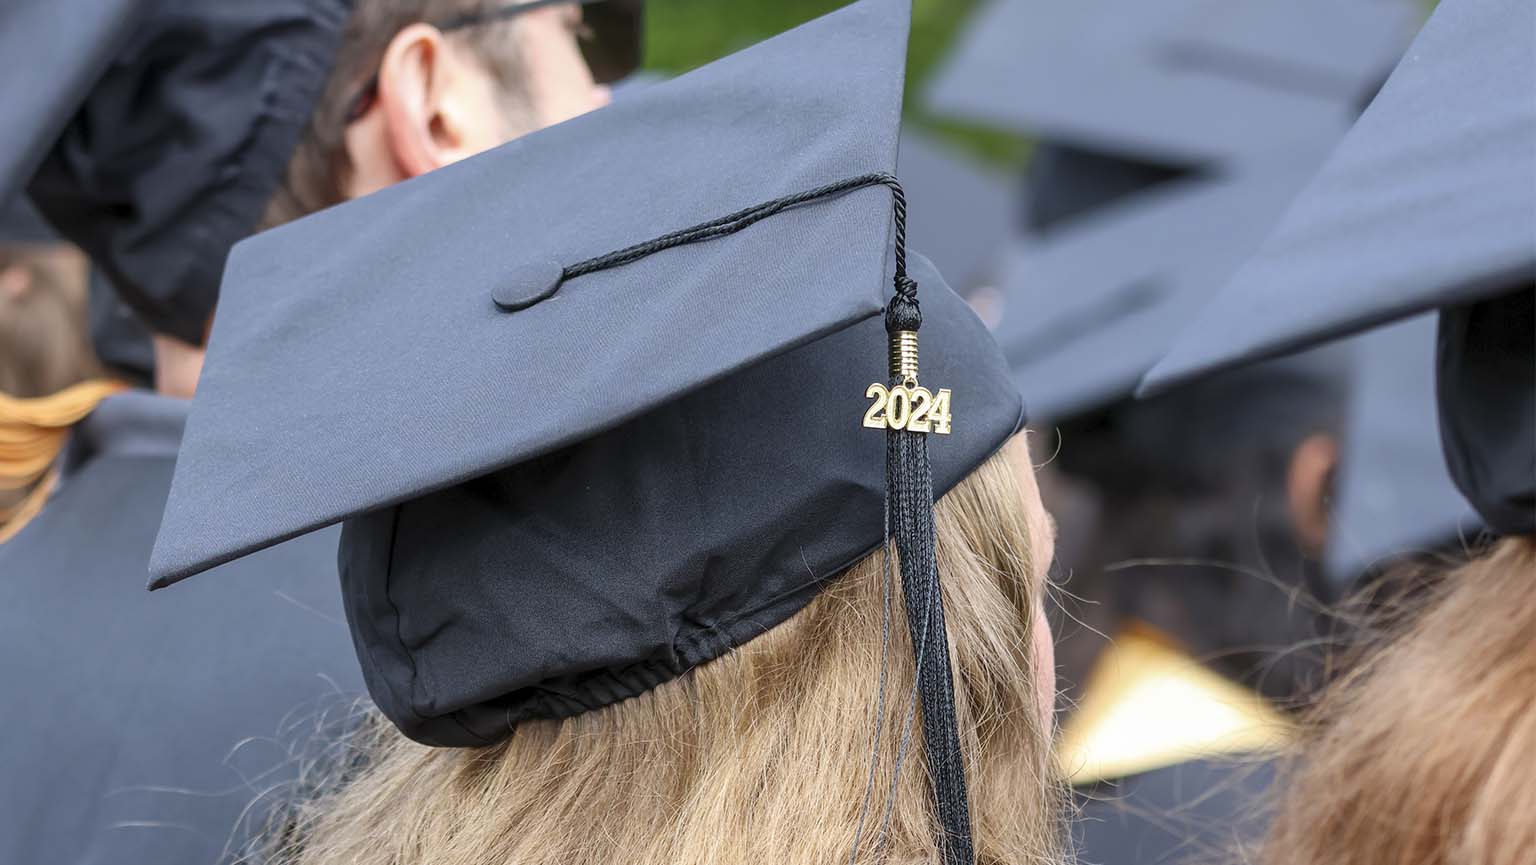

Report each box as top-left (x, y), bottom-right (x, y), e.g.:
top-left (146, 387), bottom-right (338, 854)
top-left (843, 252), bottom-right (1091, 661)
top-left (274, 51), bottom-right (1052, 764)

top-left (0, 393), bottom-right (361, 865)
top-left (1074, 757), bottom-right (1276, 865)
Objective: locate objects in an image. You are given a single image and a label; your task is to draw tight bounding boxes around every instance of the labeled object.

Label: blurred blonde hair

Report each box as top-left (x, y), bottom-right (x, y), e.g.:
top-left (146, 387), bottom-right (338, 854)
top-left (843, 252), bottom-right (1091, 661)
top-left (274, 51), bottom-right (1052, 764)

top-left (270, 437), bottom-right (1067, 865)
top-left (0, 246), bottom-right (121, 542)
top-left (0, 245), bottom-right (96, 399)
top-left (1262, 536), bottom-right (1536, 865)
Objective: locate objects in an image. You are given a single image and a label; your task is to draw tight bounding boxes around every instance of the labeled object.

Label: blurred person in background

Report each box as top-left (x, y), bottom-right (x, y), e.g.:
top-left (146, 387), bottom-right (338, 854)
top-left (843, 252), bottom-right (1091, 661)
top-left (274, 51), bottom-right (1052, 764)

top-left (1018, 160), bottom-right (1347, 865)
top-left (0, 200), bottom-right (117, 542)
top-left (922, 1), bottom-right (1426, 860)
top-left (0, 0), bottom-right (629, 861)
top-left (1132, 0), bottom-right (1536, 861)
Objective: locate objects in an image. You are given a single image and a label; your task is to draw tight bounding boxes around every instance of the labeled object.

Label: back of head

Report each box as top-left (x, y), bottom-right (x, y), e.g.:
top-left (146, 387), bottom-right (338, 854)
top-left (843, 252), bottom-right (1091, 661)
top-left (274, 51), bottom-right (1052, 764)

top-left (265, 0), bottom-right (548, 227)
top-left (0, 244), bottom-right (96, 399)
top-left (1051, 356), bottom-right (1346, 706)
top-left (266, 440), bottom-right (1066, 865)
top-left (0, 242), bottom-right (110, 541)
top-left (1262, 537), bottom-right (1536, 865)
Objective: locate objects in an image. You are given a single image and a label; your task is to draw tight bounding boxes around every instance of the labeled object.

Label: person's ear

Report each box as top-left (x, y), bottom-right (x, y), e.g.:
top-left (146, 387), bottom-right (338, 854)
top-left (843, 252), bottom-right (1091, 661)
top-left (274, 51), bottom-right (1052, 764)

top-left (375, 23), bottom-right (488, 179)
top-left (1287, 432), bottom-right (1339, 557)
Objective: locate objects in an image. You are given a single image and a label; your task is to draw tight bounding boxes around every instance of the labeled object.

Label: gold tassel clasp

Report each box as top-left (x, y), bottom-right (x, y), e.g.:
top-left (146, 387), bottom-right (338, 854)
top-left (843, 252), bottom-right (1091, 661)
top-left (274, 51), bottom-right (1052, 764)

top-left (863, 331), bottom-right (952, 435)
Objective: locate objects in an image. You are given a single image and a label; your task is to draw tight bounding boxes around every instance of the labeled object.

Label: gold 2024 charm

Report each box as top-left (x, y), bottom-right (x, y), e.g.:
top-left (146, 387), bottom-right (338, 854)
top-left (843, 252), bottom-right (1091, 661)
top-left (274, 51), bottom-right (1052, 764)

top-left (864, 330), bottom-right (952, 434)
top-left (863, 383), bottom-right (952, 434)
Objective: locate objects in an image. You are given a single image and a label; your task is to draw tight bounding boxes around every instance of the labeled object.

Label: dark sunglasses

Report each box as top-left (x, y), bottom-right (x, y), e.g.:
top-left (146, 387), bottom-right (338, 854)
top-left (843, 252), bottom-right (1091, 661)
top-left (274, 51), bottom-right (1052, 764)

top-left (343, 0), bottom-right (642, 124)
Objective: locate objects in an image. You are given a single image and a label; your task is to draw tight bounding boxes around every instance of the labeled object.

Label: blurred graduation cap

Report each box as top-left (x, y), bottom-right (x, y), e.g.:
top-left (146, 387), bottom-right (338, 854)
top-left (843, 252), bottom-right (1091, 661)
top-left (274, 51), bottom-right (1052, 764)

top-left (150, 0), bottom-right (1021, 856)
top-left (923, 0), bottom-right (1416, 165)
top-left (991, 163), bottom-right (1329, 423)
top-left (898, 131), bottom-right (1015, 293)
top-left (4, 0), bottom-right (353, 345)
top-left (1143, 0), bottom-right (1535, 535)
top-left (1328, 315), bottom-right (1480, 581)
top-left (0, 0), bottom-right (142, 208)
top-left (4, 0), bottom-right (644, 346)
top-left (1021, 142), bottom-right (1190, 236)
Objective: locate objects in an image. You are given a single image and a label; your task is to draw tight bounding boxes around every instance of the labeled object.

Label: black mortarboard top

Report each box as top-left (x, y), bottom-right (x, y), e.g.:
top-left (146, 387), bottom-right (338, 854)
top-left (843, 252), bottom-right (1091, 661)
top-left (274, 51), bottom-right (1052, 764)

top-left (992, 161), bottom-right (1331, 423)
top-left (150, 0), bottom-right (1021, 858)
top-left (1328, 314), bottom-right (1480, 582)
top-left (1143, 0), bottom-right (1535, 535)
top-left (6, 0), bottom-right (352, 344)
top-left (923, 0), bottom-right (1415, 165)
top-left (1021, 142), bottom-right (1190, 236)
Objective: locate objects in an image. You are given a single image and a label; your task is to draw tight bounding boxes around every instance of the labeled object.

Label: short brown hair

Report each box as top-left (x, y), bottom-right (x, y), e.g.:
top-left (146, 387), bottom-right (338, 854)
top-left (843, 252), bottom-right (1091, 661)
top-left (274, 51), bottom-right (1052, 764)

top-left (263, 0), bottom-right (532, 226)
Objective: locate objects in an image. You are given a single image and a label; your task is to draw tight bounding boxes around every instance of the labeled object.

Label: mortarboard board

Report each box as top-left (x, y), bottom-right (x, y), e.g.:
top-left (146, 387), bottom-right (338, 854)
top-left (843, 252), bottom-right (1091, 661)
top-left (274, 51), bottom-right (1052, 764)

top-left (149, 0), bottom-right (1022, 858)
top-left (992, 163), bottom-right (1329, 423)
top-left (923, 0), bottom-right (1415, 166)
top-left (1142, 0), bottom-right (1536, 535)
top-left (1328, 314), bottom-right (1481, 582)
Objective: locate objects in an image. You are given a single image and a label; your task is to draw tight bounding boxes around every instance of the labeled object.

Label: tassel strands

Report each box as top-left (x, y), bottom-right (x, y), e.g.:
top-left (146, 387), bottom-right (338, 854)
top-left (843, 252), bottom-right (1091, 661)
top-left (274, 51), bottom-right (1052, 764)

top-left (882, 255), bottom-right (974, 865)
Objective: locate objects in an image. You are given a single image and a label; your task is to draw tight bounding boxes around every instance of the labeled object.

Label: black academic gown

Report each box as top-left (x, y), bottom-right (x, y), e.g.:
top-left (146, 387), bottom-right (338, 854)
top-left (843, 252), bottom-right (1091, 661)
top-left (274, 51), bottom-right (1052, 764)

top-left (0, 391), bottom-right (361, 865)
top-left (1073, 758), bottom-right (1276, 865)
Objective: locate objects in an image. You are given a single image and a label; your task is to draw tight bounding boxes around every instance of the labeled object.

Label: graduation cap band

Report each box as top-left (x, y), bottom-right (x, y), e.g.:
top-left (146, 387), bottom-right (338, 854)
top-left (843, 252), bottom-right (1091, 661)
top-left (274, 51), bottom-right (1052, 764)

top-left (494, 168), bottom-right (973, 862)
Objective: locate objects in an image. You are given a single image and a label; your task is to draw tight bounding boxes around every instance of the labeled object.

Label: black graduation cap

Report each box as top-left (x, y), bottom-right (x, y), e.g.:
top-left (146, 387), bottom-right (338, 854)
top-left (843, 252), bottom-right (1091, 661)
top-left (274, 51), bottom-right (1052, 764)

top-left (150, 0), bottom-right (1022, 858)
top-left (0, 0), bottom-right (142, 208)
top-left (4, 0), bottom-right (354, 345)
top-left (1143, 0), bottom-right (1536, 535)
top-left (923, 0), bottom-right (1415, 165)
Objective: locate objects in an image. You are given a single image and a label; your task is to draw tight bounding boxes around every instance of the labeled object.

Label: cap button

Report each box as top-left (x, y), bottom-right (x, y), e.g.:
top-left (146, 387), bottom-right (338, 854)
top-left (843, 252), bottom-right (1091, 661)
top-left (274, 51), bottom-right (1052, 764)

top-left (492, 259), bottom-right (566, 312)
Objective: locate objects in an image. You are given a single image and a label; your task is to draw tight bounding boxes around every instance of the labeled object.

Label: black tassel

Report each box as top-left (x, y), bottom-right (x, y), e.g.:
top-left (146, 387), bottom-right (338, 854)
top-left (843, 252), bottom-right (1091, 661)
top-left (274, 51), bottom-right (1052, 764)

top-left (504, 170), bottom-right (976, 862)
top-left (885, 275), bottom-right (974, 865)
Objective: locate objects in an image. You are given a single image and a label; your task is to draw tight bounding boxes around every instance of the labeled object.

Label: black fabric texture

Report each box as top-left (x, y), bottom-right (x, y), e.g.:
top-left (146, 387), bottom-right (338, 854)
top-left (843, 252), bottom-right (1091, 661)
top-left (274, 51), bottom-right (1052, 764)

top-left (1073, 758), bottom-right (1276, 864)
top-left (339, 258), bottom-right (1024, 746)
top-left (1436, 286), bottom-right (1536, 536)
top-left (26, 0), bottom-right (352, 343)
top-left (0, 394), bottom-right (361, 865)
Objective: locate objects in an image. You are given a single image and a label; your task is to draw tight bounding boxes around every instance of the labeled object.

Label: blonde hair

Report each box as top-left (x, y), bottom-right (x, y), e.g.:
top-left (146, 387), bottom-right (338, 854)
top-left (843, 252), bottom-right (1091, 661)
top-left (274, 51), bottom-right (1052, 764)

top-left (1262, 536), bottom-right (1536, 865)
top-left (0, 247), bottom-right (121, 542)
top-left (270, 438), bottom-right (1066, 865)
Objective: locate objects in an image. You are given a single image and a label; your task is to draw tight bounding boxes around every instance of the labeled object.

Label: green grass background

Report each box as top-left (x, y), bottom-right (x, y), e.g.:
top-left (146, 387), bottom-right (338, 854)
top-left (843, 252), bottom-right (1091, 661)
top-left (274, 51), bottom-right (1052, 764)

top-left (640, 0), bottom-right (1032, 168)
